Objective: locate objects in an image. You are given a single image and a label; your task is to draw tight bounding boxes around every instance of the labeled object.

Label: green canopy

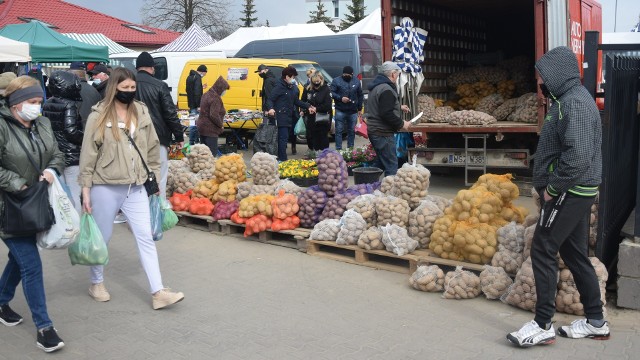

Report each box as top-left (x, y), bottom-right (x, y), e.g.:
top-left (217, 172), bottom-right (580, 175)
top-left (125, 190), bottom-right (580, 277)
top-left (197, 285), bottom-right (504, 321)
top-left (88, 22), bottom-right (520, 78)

top-left (0, 21), bottom-right (109, 63)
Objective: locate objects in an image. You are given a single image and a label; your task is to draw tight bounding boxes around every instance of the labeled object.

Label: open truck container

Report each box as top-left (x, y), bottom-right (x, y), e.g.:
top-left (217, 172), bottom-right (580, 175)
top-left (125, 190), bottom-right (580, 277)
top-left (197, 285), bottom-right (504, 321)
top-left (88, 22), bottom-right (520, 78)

top-left (381, 0), bottom-right (602, 175)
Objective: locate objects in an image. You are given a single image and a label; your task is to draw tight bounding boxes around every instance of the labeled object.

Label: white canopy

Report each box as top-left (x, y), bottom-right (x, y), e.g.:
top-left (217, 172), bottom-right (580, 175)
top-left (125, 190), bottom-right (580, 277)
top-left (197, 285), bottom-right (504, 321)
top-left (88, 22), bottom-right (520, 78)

top-left (338, 8), bottom-right (381, 36)
top-left (63, 33), bottom-right (133, 55)
top-left (0, 35), bottom-right (31, 62)
top-left (154, 23), bottom-right (215, 52)
top-left (199, 23), bottom-right (335, 57)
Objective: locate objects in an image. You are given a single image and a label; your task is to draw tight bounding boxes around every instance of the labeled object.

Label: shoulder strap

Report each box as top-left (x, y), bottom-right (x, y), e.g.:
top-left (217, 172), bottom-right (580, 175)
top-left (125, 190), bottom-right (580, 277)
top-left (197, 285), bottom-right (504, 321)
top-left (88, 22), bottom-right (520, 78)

top-left (6, 123), bottom-right (43, 174)
top-left (125, 131), bottom-right (152, 176)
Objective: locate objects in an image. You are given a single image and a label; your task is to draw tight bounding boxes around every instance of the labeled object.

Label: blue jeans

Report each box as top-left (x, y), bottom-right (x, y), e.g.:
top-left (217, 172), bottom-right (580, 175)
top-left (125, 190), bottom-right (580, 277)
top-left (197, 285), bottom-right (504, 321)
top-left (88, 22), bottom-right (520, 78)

top-left (189, 126), bottom-right (200, 145)
top-left (369, 133), bottom-right (399, 176)
top-left (334, 110), bottom-right (357, 150)
top-left (0, 236), bottom-right (53, 329)
top-left (277, 126), bottom-right (290, 162)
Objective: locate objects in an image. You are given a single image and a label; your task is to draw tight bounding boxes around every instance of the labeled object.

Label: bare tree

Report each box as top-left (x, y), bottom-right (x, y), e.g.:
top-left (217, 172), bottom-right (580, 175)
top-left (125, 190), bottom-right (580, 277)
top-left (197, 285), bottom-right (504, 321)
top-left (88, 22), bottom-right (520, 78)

top-left (142, 0), bottom-right (236, 38)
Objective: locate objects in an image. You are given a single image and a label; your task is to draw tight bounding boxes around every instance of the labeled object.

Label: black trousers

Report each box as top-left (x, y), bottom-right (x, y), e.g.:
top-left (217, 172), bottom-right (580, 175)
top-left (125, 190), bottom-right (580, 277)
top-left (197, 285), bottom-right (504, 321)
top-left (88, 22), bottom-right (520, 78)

top-left (531, 192), bottom-right (603, 324)
top-left (305, 115), bottom-right (330, 151)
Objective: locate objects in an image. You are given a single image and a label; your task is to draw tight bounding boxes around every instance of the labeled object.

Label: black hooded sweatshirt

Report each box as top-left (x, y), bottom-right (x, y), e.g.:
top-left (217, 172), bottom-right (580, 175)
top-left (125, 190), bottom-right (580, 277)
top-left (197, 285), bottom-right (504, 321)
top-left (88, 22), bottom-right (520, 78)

top-left (533, 46), bottom-right (602, 197)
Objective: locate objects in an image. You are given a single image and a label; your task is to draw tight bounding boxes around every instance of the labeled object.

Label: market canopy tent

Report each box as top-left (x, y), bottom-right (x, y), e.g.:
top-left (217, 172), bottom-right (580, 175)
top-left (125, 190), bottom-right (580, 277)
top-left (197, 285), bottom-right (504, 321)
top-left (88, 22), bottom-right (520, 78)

top-left (0, 21), bottom-right (108, 63)
top-left (0, 35), bottom-right (30, 62)
top-left (154, 23), bottom-right (215, 52)
top-left (63, 33), bottom-right (133, 55)
top-left (199, 23), bottom-right (335, 57)
top-left (338, 8), bottom-right (382, 36)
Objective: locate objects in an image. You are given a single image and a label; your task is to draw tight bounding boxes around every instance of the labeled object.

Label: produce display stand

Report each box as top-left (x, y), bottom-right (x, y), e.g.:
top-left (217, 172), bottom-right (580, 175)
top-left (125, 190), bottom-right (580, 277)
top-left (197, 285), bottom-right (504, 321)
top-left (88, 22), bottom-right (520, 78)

top-left (217, 219), bottom-right (310, 252)
top-left (306, 240), bottom-right (486, 274)
top-left (175, 212), bottom-right (221, 233)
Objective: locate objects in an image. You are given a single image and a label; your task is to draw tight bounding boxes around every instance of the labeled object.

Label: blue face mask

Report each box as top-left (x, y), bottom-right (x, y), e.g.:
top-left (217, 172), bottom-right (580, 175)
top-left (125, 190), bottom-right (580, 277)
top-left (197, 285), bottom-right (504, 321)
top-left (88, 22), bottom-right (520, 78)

top-left (93, 78), bottom-right (102, 85)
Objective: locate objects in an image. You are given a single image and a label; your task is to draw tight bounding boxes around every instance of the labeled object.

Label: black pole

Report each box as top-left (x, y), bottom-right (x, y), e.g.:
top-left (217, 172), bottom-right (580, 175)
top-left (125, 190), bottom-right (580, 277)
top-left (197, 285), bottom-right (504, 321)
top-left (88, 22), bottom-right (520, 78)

top-left (583, 30), bottom-right (599, 99)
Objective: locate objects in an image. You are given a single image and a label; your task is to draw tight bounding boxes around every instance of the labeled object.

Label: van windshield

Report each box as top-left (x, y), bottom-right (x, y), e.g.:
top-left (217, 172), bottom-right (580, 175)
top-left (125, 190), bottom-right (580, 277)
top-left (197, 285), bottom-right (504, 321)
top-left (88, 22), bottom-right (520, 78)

top-left (109, 57), bottom-right (137, 71)
top-left (358, 36), bottom-right (383, 91)
top-left (291, 63), bottom-right (333, 86)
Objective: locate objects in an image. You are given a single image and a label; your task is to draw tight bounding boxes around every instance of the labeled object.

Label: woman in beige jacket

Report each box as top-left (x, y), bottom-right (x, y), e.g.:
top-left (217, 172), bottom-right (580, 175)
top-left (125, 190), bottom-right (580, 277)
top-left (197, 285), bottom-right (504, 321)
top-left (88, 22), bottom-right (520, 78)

top-left (78, 67), bottom-right (184, 310)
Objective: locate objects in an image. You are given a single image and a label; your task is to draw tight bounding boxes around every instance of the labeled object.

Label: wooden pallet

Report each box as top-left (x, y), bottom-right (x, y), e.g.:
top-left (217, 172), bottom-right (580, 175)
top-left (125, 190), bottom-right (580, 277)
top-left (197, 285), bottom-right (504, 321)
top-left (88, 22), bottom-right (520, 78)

top-left (306, 240), bottom-right (486, 274)
top-left (217, 220), bottom-right (310, 252)
top-left (175, 212), bottom-right (221, 233)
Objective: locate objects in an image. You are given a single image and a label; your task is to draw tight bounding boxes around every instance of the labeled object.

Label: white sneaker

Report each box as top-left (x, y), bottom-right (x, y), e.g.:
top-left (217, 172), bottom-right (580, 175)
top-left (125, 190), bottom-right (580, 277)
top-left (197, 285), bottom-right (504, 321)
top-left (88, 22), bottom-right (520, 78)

top-left (152, 288), bottom-right (184, 310)
top-left (507, 320), bottom-right (556, 347)
top-left (559, 319), bottom-right (610, 340)
top-left (114, 213), bottom-right (127, 224)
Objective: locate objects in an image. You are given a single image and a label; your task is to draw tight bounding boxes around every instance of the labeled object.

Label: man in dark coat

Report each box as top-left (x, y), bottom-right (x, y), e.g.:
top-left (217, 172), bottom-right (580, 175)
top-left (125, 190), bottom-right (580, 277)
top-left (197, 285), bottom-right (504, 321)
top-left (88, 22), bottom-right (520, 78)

top-left (256, 64), bottom-right (277, 115)
top-left (186, 65), bottom-right (207, 145)
top-left (88, 63), bottom-right (109, 99)
top-left (134, 51), bottom-right (185, 199)
top-left (69, 62), bottom-right (101, 127)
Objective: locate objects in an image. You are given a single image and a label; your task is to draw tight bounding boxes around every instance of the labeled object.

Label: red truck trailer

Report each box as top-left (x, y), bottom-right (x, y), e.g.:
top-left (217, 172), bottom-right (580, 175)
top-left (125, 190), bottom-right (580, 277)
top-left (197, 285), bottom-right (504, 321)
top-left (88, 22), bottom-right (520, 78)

top-left (379, 0), bottom-right (602, 181)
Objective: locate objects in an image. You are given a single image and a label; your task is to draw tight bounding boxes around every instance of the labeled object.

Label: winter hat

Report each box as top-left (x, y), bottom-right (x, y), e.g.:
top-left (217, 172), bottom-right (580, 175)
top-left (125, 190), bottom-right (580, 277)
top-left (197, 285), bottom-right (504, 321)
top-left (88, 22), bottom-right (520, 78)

top-left (136, 52), bottom-right (155, 68)
top-left (88, 64), bottom-right (108, 75)
top-left (197, 65), bottom-right (208, 73)
top-left (69, 62), bottom-right (86, 70)
top-left (342, 66), bottom-right (354, 75)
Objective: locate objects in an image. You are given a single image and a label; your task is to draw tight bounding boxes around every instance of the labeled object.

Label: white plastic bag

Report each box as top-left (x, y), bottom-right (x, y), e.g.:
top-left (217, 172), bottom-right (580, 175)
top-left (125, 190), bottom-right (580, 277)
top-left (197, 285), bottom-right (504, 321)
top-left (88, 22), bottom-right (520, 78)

top-left (37, 174), bottom-right (80, 249)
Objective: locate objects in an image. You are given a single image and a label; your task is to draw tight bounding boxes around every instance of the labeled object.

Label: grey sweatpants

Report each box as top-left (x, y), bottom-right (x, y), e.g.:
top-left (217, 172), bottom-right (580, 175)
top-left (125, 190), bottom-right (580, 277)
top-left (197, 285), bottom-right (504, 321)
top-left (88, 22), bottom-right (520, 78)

top-left (89, 184), bottom-right (164, 294)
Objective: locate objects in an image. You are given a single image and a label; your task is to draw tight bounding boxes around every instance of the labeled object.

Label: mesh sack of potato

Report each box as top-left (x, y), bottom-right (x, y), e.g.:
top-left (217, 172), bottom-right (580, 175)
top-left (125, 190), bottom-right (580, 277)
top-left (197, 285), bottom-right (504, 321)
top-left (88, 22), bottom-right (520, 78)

top-left (380, 176), bottom-right (399, 196)
top-left (347, 182), bottom-right (379, 196)
top-left (357, 226), bottom-right (385, 250)
top-left (493, 98), bottom-right (519, 121)
top-left (475, 94), bottom-right (505, 115)
top-left (316, 149), bottom-right (349, 197)
top-left (319, 189), bottom-right (360, 221)
top-left (471, 173), bottom-right (520, 203)
top-left (381, 224), bottom-right (418, 256)
top-left (472, 81), bottom-right (497, 97)
top-left (393, 156), bottom-right (431, 210)
top-left (409, 265), bottom-right (445, 292)
top-left (167, 159), bottom-right (190, 195)
top-left (236, 181), bottom-right (254, 201)
top-left (430, 106), bottom-right (455, 123)
top-left (508, 92), bottom-right (537, 124)
top-left (589, 195), bottom-right (599, 249)
top-left (451, 221), bottom-right (498, 264)
top-left (497, 80), bottom-right (516, 99)
top-left (442, 266), bottom-right (482, 299)
top-left (409, 200), bottom-right (444, 249)
top-left (192, 179), bottom-right (220, 200)
top-left (214, 153), bottom-right (247, 182)
top-left (425, 195), bottom-right (452, 212)
top-left (448, 110), bottom-right (497, 126)
top-left (251, 152), bottom-right (279, 186)
top-left (174, 172), bottom-right (202, 194)
top-left (297, 185), bottom-right (328, 229)
top-left (213, 179), bottom-right (238, 203)
top-left (375, 194), bottom-right (410, 227)
top-left (491, 248), bottom-right (524, 275)
top-left (480, 265), bottom-right (514, 300)
top-left (187, 144), bottom-right (215, 174)
top-left (274, 179), bottom-right (304, 197)
top-left (309, 219), bottom-right (341, 241)
top-left (272, 190), bottom-right (299, 220)
top-left (447, 69), bottom-right (477, 88)
top-left (472, 67), bottom-right (509, 84)
top-left (450, 188), bottom-right (503, 224)
top-left (212, 200), bottom-right (239, 221)
top-left (347, 194), bottom-right (377, 228)
top-left (555, 257), bottom-right (608, 316)
top-left (238, 194), bottom-right (275, 218)
top-left (502, 257), bottom-right (541, 312)
top-left (523, 223), bottom-right (536, 259)
top-left (429, 215), bottom-right (463, 261)
top-left (417, 94), bottom-right (436, 122)
top-left (523, 213), bottom-right (539, 228)
top-left (336, 209), bottom-right (367, 246)
top-left (497, 221), bottom-right (525, 253)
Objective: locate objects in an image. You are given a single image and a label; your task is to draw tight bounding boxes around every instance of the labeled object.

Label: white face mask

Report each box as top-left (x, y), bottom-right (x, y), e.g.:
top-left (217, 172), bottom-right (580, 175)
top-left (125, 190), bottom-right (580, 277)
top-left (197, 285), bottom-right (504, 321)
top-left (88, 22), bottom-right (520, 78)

top-left (221, 90), bottom-right (227, 97)
top-left (93, 78), bottom-right (102, 85)
top-left (17, 103), bottom-right (41, 121)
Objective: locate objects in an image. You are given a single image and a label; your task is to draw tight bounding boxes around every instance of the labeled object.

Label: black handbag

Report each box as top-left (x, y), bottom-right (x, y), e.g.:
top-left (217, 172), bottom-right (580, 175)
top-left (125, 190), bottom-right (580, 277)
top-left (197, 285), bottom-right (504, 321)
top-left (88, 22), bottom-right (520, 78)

top-left (315, 112), bottom-right (331, 124)
top-left (1, 124), bottom-right (55, 236)
top-left (253, 121), bottom-right (278, 156)
top-left (125, 132), bottom-right (160, 196)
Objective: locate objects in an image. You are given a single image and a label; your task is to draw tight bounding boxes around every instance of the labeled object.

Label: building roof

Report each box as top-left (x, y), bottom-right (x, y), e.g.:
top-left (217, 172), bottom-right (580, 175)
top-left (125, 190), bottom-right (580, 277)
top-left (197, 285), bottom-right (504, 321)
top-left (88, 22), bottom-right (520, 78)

top-left (0, 0), bottom-right (181, 48)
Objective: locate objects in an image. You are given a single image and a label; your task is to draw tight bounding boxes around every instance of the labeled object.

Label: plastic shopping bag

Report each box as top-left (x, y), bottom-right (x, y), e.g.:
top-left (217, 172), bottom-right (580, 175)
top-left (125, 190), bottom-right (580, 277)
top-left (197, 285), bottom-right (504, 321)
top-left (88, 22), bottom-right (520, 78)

top-left (161, 197), bottom-right (179, 232)
top-left (37, 174), bottom-right (80, 249)
top-left (294, 116), bottom-right (306, 136)
top-left (150, 195), bottom-right (164, 241)
top-left (68, 214), bottom-right (109, 266)
top-left (355, 117), bottom-right (368, 139)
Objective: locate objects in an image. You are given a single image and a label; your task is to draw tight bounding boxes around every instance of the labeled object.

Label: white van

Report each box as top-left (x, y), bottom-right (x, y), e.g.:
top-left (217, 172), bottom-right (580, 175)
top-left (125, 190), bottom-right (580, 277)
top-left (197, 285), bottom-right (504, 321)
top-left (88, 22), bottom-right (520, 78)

top-left (109, 51), bottom-right (227, 104)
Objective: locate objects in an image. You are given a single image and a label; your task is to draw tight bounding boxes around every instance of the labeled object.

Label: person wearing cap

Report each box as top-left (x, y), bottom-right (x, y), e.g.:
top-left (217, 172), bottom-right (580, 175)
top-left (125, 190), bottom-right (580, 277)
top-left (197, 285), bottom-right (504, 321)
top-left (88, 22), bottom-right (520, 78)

top-left (330, 65), bottom-right (364, 150)
top-left (266, 66), bottom-right (315, 161)
top-left (0, 75), bottom-right (66, 353)
top-left (134, 51), bottom-right (185, 200)
top-left (256, 64), bottom-right (277, 117)
top-left (69, 62), bottom-right (101, 127)
top-left (88, 63), bottom-right (110, 99)
top-left (185, 65), bottom-right (207, 145)
top-left (364, 61), bottom-right (411, 176)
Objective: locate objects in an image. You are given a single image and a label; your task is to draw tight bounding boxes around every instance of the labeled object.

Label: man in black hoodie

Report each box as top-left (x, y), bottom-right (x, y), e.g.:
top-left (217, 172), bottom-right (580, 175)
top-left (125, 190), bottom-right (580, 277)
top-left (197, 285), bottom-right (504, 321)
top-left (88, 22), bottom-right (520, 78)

top-left (257, 64), bottom-right (277, 120)
top-left (364, 61), bottom-right (411, 176)
top-left (507, 46), bottom-right (607, 348)
top-left (186, 65), bottom-right (207, 145)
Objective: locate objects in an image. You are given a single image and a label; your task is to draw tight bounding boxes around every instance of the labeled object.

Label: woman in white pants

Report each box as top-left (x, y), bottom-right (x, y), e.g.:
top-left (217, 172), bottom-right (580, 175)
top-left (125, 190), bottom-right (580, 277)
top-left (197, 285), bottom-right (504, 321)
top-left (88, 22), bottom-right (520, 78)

top-left (78, 67), bottom-right (184, 310)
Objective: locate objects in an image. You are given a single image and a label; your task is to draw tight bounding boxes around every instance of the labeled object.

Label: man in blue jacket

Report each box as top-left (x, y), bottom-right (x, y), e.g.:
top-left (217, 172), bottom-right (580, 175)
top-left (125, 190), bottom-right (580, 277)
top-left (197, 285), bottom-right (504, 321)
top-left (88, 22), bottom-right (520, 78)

top-left (330, 66), bottom-right (363, 150)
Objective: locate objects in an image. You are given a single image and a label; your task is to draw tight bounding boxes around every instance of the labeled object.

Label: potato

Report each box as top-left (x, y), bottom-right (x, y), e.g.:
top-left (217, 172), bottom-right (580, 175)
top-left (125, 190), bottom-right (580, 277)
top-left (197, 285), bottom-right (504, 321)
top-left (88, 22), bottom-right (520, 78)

top-left (555, 257), bottom-right (608, 316)
top-left (347, 194), bottom-right (377, 228)
top-left (357, 226), bottom-right (385, 250)
top-left (497, 221), bottom-right (525, 253)
top-left (475, 94), bottom-right (505, 115)
top-left (238, 194), bottom-right (275, 218)
top-left (213, 180), bottom-right (238, 203)
top-left (493, 98), bottom-right (519, 121)
top-left (214, 153), bottom-right (247, 182)
top-left (480, 265), bottom-right (513, 300)
top-left (429, 106), bottom-right (455, 123)
top-left (381, 224), bottom-right (418, 256)
top-left (297, 186), bottom-right (328, 229)
top-left (316, 149), bottom-right (348, 197)
top-left (447, 110), bottom-right (497, 126)
top-left (336, 209), bottom-right (367, 245)
top-left (393, 157), bottom-right (431, 210)
top-left (508, 92), bottom-right (537, 124)
top-left (417, 95), bottom-right (436, 123)
top-left (274, 179), bottom-right (303, 197)
top-left (409, 265), bottom-right (445, 292)
top-left (503, 257), bottom-right (542, 312)
top-left (310, 219), bottom-right (341, 241)
top-left (409, 200), bottom-right (443, 249)
top-left (174, 171), bottom-right (202, 194)
top-left (375, 195), bottom-right (410, 228)
top-left (187, 144), bottom-right (215, 175)
top-left (380, 176), bottom-right (399, 196)
top-left (250, 152), bottom-right (279, 186)
top-left (443, 266), bottom-right (481, 299)
top-left (491, 248), bottom-right (524, 275)
top-left (319, 189), bottom-right (360, 221)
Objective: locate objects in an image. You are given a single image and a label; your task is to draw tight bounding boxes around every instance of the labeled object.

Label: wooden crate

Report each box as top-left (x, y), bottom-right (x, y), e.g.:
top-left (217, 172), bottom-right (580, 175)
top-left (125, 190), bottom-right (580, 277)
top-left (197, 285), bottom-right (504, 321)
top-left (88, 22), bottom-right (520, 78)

top-left (417, 251), bottom-right (486, 273)
top-left (217, 220), bottom-right (310, 252)
top-left (175, 212), bottom-right (221, 233)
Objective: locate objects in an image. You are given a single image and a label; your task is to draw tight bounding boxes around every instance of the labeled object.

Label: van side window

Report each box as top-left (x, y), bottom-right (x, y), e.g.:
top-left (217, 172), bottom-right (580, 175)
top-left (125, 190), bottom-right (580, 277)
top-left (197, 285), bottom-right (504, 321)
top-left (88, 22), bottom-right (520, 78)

top-left (267, 66), bottom-right (284, 79)
top-left (153, 57), bottom-right (168, 81)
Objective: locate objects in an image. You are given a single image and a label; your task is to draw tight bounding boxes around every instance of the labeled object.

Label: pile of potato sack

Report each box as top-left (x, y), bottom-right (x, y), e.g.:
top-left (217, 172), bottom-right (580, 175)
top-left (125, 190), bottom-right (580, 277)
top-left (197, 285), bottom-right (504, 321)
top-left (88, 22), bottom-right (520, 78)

top-left (416, 56), bottom-right (538, 125)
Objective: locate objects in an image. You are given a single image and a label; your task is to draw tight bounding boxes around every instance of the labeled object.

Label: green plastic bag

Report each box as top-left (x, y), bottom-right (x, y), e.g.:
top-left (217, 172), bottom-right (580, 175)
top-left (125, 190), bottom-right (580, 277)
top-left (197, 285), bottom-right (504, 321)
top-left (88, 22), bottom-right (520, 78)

top-left (294, 116), bottom-right (306, 136)
top-left (161, 197), bottom-right (178, 232)
top-left (68, 214), bottom-right (109, 266)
